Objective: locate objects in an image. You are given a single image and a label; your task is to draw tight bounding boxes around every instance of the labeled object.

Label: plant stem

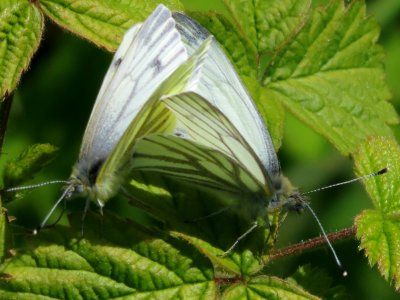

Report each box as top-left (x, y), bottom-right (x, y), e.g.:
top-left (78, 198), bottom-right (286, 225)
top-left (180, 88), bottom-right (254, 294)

top-left (0, 93), bottom-right (14, 155)
top-left (269, 226), bottom-right (356, 261)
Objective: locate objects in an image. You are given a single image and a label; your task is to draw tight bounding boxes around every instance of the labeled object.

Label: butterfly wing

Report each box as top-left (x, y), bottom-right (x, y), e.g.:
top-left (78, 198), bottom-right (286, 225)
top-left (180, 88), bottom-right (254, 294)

top-left (163, 92), bottom-right (268, 187)
top-left (133, 134), bottom-right (266, 196)
top-left (78, 5), bottom-right (188, 169)
top-left (132, 91), bottom-right (274, 198)
top-left (92, 38), bottom-right (213, 204)
top-left (173, 13), bottom-right (280, 179)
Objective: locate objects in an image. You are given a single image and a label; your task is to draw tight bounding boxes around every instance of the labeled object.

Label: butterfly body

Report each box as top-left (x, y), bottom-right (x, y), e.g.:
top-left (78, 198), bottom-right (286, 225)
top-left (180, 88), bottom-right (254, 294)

top-left (68, 158), bottom-right (121, 207)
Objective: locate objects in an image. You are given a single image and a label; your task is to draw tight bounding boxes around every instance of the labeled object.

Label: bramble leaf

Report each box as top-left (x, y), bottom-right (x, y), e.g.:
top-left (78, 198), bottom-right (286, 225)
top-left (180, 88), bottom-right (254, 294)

top-left (221, 275), bottom-right (320, 300)
top-left (0, 213), bottom-right (318, 299)
top-left (354, 136), bottom-right (400, 290)
top-left (39, 0), bottom-right (183, 51)
top-left (0, 213), bottom-right (217, 299)
top-left (0, 0), bottom-right (43, 98)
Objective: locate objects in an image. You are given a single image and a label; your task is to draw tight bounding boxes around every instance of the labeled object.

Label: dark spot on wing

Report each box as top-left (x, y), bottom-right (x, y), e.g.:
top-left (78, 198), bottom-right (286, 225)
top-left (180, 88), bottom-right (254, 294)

top-left (88, 159), bottom-right (105, 186)
top-left (152, 58), bottom-right (162, 73)
top-left (173, 12), bottom-right (210, 44)
top-left (174, 127), bottom-right (189, 139)
top-left (114, 58), bottom-right (123, 67)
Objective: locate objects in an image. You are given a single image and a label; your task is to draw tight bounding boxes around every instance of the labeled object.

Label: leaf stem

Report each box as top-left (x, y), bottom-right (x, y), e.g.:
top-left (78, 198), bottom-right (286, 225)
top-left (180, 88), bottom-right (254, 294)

top-left (0, 93), bottom-right (14, 155)
top-left (269, 226), bottom-right (356, 261)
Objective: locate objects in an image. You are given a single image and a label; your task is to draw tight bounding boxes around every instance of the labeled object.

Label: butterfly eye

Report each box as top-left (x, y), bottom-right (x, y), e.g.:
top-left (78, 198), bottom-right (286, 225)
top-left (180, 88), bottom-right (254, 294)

top-left (73, 185), bottom-right (84, 195)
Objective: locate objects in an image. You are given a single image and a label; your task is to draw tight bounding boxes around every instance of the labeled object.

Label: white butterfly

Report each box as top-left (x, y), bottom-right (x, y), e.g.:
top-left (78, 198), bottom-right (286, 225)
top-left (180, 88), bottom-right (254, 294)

top-left (6, 5), bottom-right (213, 231)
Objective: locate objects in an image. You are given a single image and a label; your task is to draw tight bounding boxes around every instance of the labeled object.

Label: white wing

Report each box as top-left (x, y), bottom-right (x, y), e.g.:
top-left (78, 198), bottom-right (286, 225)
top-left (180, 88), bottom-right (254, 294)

top-left (79, 5), bottom-right (188, 166)
top-left (173, 13), bottom-right (280, 178)
top-left (163, 92), bottom-right (268, 187)
top-left (132, 92), bottom-right (272, 196)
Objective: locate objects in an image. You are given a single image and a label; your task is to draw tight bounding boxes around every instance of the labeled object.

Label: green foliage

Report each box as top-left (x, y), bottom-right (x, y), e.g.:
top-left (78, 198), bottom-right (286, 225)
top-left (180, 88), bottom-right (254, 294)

top-left (0, 0), bottom-right (43, 98)
top-left (39, 0), bottom-right (183, 51)
top-left (0, 213), bottom-right (216, 299)
top-left (2, 143), bottom-right (58, 188)
top-left (287, 264), bottom-right (347, 298)
top-left (221, 276), bottom-right (320, 300)
top-left (0, 0), bottom-right (398, 298)
top-left (354, 136), bottom-right (400, 291)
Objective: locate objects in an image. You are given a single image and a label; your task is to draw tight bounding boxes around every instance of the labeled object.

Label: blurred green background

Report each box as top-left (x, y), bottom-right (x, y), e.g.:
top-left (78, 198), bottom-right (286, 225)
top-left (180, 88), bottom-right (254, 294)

top-left (1, 0), bottom-right (399, 298)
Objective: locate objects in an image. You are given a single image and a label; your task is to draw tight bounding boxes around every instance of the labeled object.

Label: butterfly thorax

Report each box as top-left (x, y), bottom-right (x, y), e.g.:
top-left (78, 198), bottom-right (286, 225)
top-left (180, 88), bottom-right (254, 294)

top-left (69, 159), bottom-right (121, 207)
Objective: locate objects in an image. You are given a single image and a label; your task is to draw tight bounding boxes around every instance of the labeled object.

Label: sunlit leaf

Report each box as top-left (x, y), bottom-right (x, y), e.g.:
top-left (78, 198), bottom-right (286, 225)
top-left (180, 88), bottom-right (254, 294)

top-left (39, 0), bottom-right (183, 51)
top-left (0, 0), bottom-right (43, 98)
top-left (0, 213), bottom-right (217, 299)
top-left (222, 275), bottom-right (320, 299)
top-left (354, 136), bottom-right (400, 290)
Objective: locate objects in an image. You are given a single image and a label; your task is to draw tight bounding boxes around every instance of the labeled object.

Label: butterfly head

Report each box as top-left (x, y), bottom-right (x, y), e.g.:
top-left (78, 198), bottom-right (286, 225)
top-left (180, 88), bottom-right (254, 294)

top-left (282, 191), bottom-right (307, 213)
top-left (64, 176), bottom-right (88, 199)
top-left (267, 175), bottom-right (307, 213)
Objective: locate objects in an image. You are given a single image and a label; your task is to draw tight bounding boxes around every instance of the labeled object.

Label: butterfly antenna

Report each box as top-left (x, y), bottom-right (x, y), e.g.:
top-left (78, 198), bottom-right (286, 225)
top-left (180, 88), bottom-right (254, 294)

top-left (302, 201), bottom-right (347, 276)
top-left (5, 180), bottom-right (69, 193)
top-left (33, 185), bottom-right (73, 235)
top-left (302, 168), bottom-right (387, 196)
top-left (297, 168), bottom-right (387, 276)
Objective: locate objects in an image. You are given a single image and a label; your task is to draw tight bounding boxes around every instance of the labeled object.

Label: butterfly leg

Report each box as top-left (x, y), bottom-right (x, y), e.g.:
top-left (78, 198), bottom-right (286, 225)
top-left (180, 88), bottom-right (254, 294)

top-left (121, 188), bottom-right (153, 211)
top-left (186, 205), bottom-right (232, 223)
top-left (80, 198), bottom-right (91, 236)
top-left (219, 220), bottom-right (259, 257)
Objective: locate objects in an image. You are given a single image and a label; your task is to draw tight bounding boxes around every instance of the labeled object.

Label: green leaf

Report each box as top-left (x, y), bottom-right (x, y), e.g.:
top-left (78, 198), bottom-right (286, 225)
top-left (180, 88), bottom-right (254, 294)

top-left (0, 213), bottom-right (216, 299)
top-left (287, 264), bottom-right (347, 299)
top-left (264, 1), bottom-right (398, 154)
top-left (353, 136), bottom-right (400, 290)
top-left (194, 1), bottom-right (398, 154)
top-left (0, 0), bottom-right (43, 98)
top-left (171, 231), bottom-right (263, 276)
top-left (222, 0), bottom-right (312, 56)
top-left (39, 0), bottom-right (183, 51)
top-left (0, 213), bottom-right (338, 299)
top-left (2, 143), bottom-right (58, 188)
top-left (221, 275), bottom-right (320, 299)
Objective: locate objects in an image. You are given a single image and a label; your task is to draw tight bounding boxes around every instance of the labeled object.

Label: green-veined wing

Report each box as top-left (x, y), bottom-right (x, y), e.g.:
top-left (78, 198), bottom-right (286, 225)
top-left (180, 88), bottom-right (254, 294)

top-left (132, 92), bottom-right (274, 202)
top-left (93, 38), bottom-right (213, 205)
